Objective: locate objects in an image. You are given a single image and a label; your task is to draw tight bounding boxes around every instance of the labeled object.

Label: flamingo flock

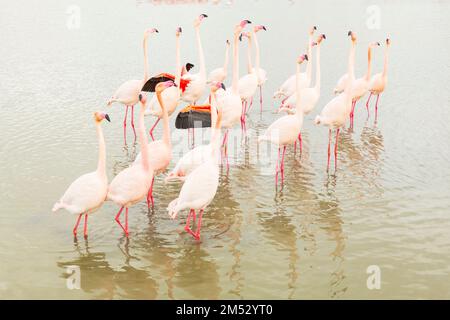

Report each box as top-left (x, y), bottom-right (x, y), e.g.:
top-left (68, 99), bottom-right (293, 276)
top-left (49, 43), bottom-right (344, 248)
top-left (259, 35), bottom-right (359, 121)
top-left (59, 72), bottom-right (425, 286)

top-left (53, 14), bottom-right (390, 241)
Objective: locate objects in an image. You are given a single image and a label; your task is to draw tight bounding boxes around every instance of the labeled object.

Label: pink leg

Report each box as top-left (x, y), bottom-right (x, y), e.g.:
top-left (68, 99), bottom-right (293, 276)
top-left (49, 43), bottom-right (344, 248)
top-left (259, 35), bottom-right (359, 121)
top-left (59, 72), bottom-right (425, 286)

top-left (125, 208), bottom-right (129, 235)
top-left (294, 140), bottom-right (297, 154)
top-left (147, 176), bottom-right (155, 209)
top-left (131, 105), bottom-right (136, 142)
top-left (298, 132), bottom-right (303, 156)
top-left (115, 206), bottom-right (128, 236)
top-left (350, 101), bottom-right (356, 128)
top-left (184, 209), bottom-right (194, 232)
top-left (334, 128), bottom-right (340, 171)
top-left (365, 93), bottom-right (372, 117)
top-left (149, 118), bottom-right (160, 141)
top-left (327, 128), bottom-right (332, 171)
top-left (123, 106), bottom-right (129, 144)
top-left (280, 146), bottom-right (287, 184)
top-left (375, 94), bottom-right (381, 119)
top-left (260, 86), bottom-right (263, 113)
top-left (247, 97), bottom-right (254, 115)
top-left (73, 214), bottom-right (83, 236)
top-left (275, 147), bottom-right (280, 186)
top-left (83, 214), bottom-right (88, 238)
top-left (194, 209), bottom-right (204, 240)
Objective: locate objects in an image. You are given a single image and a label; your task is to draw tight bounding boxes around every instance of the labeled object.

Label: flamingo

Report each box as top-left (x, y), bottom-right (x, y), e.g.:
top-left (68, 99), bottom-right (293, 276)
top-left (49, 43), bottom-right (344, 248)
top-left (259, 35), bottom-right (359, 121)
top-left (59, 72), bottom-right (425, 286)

top-left (165, 82), bottom-right (225, 183)
top-left (167, 101), bottom-right (222, 241)
top-left (52, 112), bottom-right (111, 238)
top-left (134, 78), bottom-right (175, 207)
top-left (258, 54), bottom-right (308, 187)
top-left (251, 25), bottom-right (268, 113)
top-left (218, 20), bottom-right (251, 170)
top-left (279, 33), bottom-right (326, 115)
top-left (208, 40), bottom-right (230, 83)
top-left (107, 28), bottom-right (159, 144)
top-left (273, 26), bottom-right (316, 101)
top-left (181, 14), bottom-right (208, 105)
top-left (107, 82), bottom-right (175, 235)
top-left (314, 31), bottom-right (356, 171)
top-left (366, 38), bottom-right (391, 119)
top-left (238, 31), bottom-right (258, 125)
top-left (146, 27), bottom-right (183, 141)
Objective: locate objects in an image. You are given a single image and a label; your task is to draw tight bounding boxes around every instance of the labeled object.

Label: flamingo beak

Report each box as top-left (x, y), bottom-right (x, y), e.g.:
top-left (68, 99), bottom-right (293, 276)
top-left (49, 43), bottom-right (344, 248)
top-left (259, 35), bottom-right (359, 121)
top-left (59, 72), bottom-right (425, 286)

top-left (348, 30), bottom-right (352, 36)
top-left (239, 33), bottom-right (243, 41)
top-left (221, 83), bottom-right (226, 91)
top-left (322, 34), bottom-right (326, 39)
top-left (104, 114), bottom-right (111, 122)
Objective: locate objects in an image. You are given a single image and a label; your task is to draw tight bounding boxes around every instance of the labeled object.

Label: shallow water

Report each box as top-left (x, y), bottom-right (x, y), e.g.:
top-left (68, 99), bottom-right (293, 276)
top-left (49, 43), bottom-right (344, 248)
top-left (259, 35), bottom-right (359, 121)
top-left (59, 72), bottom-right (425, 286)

top-left (1, 0), bottom-right (450, 299)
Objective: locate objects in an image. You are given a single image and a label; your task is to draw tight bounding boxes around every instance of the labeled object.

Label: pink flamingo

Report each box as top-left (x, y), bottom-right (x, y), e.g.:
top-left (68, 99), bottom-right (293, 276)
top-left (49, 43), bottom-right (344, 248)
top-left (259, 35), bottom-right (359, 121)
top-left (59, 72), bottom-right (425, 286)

top-left (107, 28), bottom-right (158, 144)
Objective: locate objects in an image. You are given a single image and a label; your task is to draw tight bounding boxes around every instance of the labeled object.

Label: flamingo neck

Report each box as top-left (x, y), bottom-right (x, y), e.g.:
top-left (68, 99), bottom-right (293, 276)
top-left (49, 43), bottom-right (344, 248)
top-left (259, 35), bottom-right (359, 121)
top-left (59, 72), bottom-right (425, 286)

top-left (382, 45), bottom-right (389, 78)
top-left (223, 44), bottom-right (230, 72)
top-left (253, 31), bottom-right (261, 71)
top-left (246, 37), bottom-right (253, 73)
top-left (365, 46), bottom-right (372, 81)
top-left (232, 32), bottom-right (239, 94)
top-left (175, 36), bottom-right (181, 87)
top-left (195, 26), bottom-right (206, 76)
top-left (210, 92), bottom-right (220, 145)
top-left (95, 122), bottom-right (106, 177)
top-left (306, 34), bottom-right (313, 83)
top-left (344, 40), bottom-right (356, 108)
top-left (157, 92), bottom-right (171, 147)
top-left (143, 35), bottom-right (149, 82)
top-left (295, 63), bottom-right (303, 116)
top-left (314, 45), bottom-right (321, 92)
top-left (139, 104), bottom-right (150, 171)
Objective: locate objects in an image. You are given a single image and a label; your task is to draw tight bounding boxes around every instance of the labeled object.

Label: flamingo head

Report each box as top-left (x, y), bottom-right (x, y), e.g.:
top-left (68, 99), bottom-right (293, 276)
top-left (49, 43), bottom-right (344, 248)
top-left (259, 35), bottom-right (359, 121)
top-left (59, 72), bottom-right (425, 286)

top-left (348, 30), bottom-right (357, 42)
top-left (145, 28), bottom-right (159, 37)
top-left (309, 25), bottom-right (317, 35)
top-left (297, 54), bottom-right (308, 64)
top-left (194, 14), bottom-right (208, 27)
top-left (210, 82), bottom-right (226, 93)
top-left (155, 81), bottom-right (176, 94)
top-left (236, 20), bottom-right (251, 33)
top-left (370, 41), bottom-right (381, 48)
top-left (254, 25), bottom-right (267, 33)
top-left (165, 171), bottom-right (185, 183)
top-left (239, 32), bottom-right (251, 42)
top-left (176, 27), bottom-right (182, 37)
top-left (311, 41), bottom-right (318, 47)
top-left (186, 63), bottom-right (194, 72)
top-left (226, 39), bottom-right (230, 46)
top-left (386, 38), bottom-right (391, 46)
top-left (317, 34), bottom-right (326, 44)
top-left (138, 93), bottom-right (148, 105)
top-left (94, 112), bottom-right (111, 123)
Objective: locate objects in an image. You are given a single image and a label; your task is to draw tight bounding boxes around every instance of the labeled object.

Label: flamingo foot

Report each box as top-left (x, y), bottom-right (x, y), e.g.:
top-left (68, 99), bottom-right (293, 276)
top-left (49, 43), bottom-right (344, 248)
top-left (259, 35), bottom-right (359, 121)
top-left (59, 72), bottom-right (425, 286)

top-left (83, 214), bottom-right (88, 239)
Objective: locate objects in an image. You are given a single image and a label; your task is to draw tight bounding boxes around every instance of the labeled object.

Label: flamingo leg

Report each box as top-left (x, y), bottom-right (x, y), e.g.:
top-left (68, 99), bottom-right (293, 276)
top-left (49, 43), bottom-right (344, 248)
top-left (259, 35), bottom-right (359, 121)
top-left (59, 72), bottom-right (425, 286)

top-left (327, 128), bottom-right (332, 171)
top-left (375, 94), bottom-right (380, 119)
top-left (334, 128), bottom-right (340, 171)
top-left (131, 105), bottom-right (136, 142)
top-left (73, 214), bottom-right (83, 236)
top-left (115, 206), bottom-right (128, 236)
top-left (366, 93), bottom-right (372, 117)
top-left (350, 100), bottom-right (356, 128)
top-left (281, 146), bottom-right (287, 185)
top-left (260, 85), bottom-right (263, 113)
top-left (147, 176), bottom-right (155, 209)
top-left (298, 132), bottom-right (303, 156)
top-left (184, 209), bottom-right (194, 232)
top-left (247, 97), bottom-right (254, 115)
top-left (294, 140), bottom-right (297, 155)
top-left (125, 208), bottom-right (129, 235)
top-left (193, 209), bottom-right (204, 240)
top-left (123, 106), bottom-right (129, 144)
top-left (275, 147), bottom-right (280, 187)
top-left (83, 214), bottom-right (88, 238)
top-left (149, 118), bottom-right (160, 141)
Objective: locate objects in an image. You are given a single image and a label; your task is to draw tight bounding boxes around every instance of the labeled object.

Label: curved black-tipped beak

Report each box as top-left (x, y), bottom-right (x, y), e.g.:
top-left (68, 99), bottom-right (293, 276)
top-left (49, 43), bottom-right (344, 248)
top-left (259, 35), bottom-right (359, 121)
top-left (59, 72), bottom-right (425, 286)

top-left (262, 26), bottom-right (267, 31)
top-left (245, 20), bottom-right (252, 24)
top-left (186, 63), bottom-right (194, 72)
top-left (172, 82), bottom-right (178, 87)
top-left (239, 33), bottom-right (243, 42)
top-left (178, 27), bottom-right (182, 33)
top-left (138, 94), bottom-right (143, 101)
top-left (314, 26), bottom-right (317, 30)
top-left (322, 34), bottom-right (326, 39)
top-left (155, 29), bottom-right (159, 33)
top-left (201, 14), bottom-right (208, 18)
top-left (347, 30), bottom-right (352, 36)
top-left (221, 83), bottom-right (226, 91)
top-left (105, 114), bottom-right (111, 122)
top-left (304, 54), bottom-right (309, 61)
top-left (377, 42), bottom-right (380, 46)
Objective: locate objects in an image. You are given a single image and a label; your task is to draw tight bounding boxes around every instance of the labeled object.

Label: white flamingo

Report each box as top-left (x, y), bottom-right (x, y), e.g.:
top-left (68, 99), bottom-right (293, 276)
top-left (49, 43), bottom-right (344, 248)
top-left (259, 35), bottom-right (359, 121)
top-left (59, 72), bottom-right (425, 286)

top-left (134, 79), bottom-right (174, 207)
top-left (108, 28), bottom-right (158, 144)
top-left (273, 26), bottom-right (316, 101)
top-left (315, 31), bottom-right (356, 171)
top-left (238, 31), bottom-right (258, 124)
top-left (366, 38), bottom-right (390, 118)
top-left (167, 106), bottom-right (222, 241)
top-left (218, 20), bottom-right (251, 170)
top-left (165, 82), bottom-right (225, 182)
top-left (279, 33), bottom-right (326, 115)
top-left (258, 54), bottom-right (308, 187)
top-left (146, 27), bottom-right (183, 141)
top-left (208, 40), bottom-right (230, 83)
top-left (52, 112), bottom-right (111, 238)
top-left (181, 14), bottom-right (208, 105)
top-left (107, 82), bottom-right (175, 235)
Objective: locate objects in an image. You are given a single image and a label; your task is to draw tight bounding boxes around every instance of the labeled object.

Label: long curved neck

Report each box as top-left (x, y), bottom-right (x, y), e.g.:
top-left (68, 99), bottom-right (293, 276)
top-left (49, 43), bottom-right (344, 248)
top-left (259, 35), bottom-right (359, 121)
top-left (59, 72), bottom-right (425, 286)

top-left (210, 92), bottom-right (219, 141)
top-left (95, 122), bottom-right (106, 177)
top-left (157, 92), bottom-right (171, 147)
top-left (223, 44), bottom-right (230, 71)
top-left (365, 46), bottom-right (372, 81)
top-left (143, 35), bottom-right (149, 81)
top-left (253, 31), bottom-right (261, 71)
top-left (382, 45), bottom-right (389, 78)
top-left (246, 37), bottom-right (253, 73)
top-left (175, 36), bottom-right (181, 87)
top-left (344, 40), bottom-right (356, 98)
top-left (195, 26), bottom-right (206, 76)
top-left (295, 63), bottom-right (303, 115)
top-left (232, 32), bottom-right (239, 94)
top-left (139, 105), bottom-right (150, 171)
top-left (306, 35), bottom-right (313, 82)
top-left (314, 44), bottom-right (321, 92)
